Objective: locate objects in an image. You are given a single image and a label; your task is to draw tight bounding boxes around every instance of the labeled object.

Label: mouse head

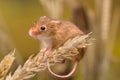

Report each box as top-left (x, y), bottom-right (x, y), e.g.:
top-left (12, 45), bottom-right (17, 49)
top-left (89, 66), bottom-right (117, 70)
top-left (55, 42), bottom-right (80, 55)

top-left (29, 16), bottom-right (61, 40)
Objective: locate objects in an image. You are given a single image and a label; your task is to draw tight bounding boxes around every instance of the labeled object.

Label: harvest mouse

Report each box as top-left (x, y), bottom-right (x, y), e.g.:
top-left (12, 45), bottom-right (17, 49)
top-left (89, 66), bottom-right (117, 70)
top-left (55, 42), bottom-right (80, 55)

top-left (29, 16), bottom-right (83, 54)
top-left (29, 16), bottom-right (84, 79)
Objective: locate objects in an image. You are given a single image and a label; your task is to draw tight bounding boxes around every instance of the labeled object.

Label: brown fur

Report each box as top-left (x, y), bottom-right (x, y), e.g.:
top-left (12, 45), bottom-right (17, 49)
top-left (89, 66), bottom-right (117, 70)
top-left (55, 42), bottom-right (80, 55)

top-left (29, 16), bottom-right (83, 49)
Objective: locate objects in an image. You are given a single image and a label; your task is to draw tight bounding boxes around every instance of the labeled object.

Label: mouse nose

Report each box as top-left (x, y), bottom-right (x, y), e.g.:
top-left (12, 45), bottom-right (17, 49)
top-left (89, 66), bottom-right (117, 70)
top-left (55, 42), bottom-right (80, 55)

top-left (29, 28), bottom-right (40, 37)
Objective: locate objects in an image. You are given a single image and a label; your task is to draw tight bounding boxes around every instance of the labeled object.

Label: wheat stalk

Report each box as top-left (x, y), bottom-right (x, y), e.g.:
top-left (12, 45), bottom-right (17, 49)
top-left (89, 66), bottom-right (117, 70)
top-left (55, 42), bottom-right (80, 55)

top-left (6, 33), bottom-right (93, 80)
top-left (0, 49), bottom-right (15, 80)
top-left (39, 0), bottom-right (63, 18)
top-left (52, 32), bottom-right (93, 62)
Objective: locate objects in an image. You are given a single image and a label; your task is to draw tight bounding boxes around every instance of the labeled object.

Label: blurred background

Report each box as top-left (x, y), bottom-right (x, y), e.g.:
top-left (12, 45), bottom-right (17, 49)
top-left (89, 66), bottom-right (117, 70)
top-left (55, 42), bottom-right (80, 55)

top-left (0, 0), bottom-right (120, 80)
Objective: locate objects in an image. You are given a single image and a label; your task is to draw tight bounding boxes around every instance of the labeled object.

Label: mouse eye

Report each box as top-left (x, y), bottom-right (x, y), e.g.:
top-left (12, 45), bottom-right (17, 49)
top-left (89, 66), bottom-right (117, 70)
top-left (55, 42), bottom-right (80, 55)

top-left (40, 26), bottom-right (46, 30)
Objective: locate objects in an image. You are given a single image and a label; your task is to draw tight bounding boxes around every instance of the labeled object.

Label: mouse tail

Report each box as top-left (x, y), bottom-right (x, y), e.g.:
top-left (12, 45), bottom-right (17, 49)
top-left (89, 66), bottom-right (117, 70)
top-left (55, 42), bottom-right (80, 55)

top-left (46, 59), bottom-right (79, 79)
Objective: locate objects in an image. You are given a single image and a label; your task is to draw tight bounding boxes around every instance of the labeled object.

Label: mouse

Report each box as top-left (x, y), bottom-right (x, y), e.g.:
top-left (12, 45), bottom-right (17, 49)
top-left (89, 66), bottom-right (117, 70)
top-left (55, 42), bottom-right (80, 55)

top-left (29, 16), bottom-right (83, 54)
top-left (29, 16), bottom-right (84, 79)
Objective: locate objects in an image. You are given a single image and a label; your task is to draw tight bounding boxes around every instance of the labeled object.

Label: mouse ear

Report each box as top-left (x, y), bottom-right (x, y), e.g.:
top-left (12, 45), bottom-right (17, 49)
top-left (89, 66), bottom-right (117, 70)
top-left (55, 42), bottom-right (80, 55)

top-left (38, 16), bottom-right (51, 22)
top-left (50, 20), bottom-right (61, 25)
top-left (39, 16), bottom-right (47, 19)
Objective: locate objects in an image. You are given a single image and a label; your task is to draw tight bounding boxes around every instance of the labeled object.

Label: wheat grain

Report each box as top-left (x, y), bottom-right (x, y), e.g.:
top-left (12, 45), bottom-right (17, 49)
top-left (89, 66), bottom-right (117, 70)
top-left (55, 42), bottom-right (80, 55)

top-left (0, 49), bottom-right (15, 80)
top-left (6, 33), bottom-right (93, 80)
